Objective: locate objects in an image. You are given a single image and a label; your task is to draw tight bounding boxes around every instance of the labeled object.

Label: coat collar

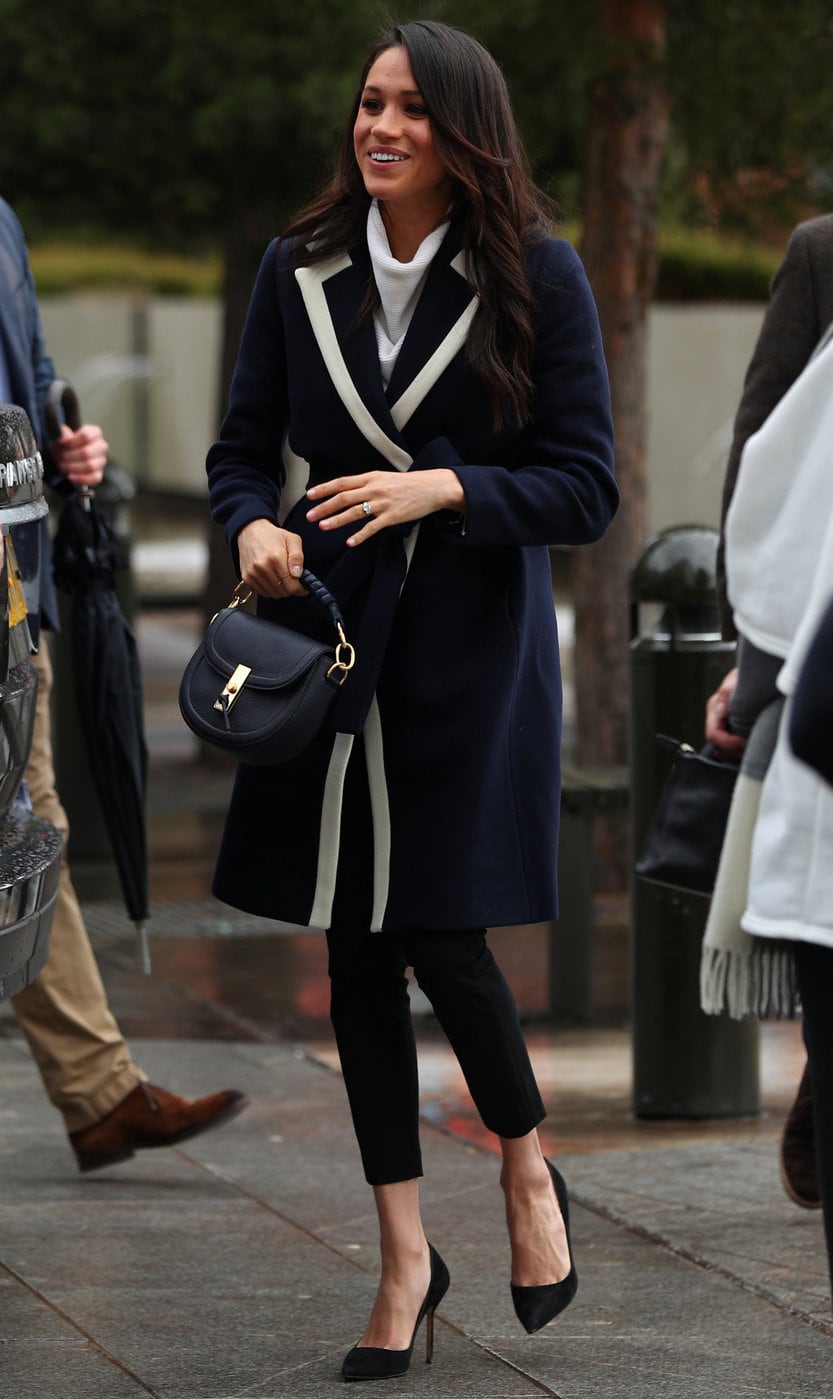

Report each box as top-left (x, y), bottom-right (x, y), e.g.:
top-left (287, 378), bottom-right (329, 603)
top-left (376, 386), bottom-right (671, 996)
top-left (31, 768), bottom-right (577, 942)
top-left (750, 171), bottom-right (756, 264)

top-left (294, 231), bottom-right (477, 471)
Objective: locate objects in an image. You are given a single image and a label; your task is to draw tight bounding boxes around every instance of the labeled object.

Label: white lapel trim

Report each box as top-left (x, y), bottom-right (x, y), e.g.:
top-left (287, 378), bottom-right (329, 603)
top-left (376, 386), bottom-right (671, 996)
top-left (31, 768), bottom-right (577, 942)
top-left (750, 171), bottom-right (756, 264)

top-left (295, 260), bottom-right (413, 473)
top-left (363, 698), bottom-right (390, 932)
top-left (389, 298), bottom-right (477, 432)
top-left (308, 732), bottom-right (354, 930)
top-left (306, 699), bottom-right (403, 933)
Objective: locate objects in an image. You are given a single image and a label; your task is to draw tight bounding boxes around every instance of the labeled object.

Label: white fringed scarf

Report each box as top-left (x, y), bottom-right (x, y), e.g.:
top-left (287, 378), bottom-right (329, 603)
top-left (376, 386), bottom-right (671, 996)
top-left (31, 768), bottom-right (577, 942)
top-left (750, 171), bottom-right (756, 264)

top-left (701, 328), bottom-right (833, 1020)
top-left (700, 646), bottom-right (798, 1019)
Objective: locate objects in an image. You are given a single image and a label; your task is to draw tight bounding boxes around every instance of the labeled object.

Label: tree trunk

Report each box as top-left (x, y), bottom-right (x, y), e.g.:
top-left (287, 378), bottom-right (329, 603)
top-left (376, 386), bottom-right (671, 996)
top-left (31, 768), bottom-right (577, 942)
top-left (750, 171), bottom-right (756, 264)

top-left (575, 0), bottom-right (670, 772)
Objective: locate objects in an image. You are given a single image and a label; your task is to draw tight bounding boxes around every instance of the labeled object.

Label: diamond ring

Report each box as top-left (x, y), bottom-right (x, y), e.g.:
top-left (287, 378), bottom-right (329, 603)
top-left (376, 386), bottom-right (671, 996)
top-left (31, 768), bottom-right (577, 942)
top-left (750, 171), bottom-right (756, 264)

top-left (360, 501), bottom-right (373, 517)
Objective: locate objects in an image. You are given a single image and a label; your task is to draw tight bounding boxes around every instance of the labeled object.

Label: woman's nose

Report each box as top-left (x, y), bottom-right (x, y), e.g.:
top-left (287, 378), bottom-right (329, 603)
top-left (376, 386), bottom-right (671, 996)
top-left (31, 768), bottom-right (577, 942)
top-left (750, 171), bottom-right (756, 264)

top-left (371, 107), bottom-right (401, 139)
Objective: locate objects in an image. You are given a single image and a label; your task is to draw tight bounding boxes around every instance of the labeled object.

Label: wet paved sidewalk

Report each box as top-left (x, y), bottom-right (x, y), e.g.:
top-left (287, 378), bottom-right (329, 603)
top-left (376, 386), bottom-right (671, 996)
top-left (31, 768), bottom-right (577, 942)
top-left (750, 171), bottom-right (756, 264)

top-left (2, 1026), bottom-right (831, 1399)
top-left (0, 604), bottom-right (830, 1397)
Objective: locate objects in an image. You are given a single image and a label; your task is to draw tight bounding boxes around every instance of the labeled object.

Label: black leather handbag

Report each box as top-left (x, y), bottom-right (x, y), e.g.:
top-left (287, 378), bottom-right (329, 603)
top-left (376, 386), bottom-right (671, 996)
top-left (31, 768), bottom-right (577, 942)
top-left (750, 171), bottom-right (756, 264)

top-left (635, 736), bottom-right (740, 896)
top-left (178, 570), bottom-right (355, 765)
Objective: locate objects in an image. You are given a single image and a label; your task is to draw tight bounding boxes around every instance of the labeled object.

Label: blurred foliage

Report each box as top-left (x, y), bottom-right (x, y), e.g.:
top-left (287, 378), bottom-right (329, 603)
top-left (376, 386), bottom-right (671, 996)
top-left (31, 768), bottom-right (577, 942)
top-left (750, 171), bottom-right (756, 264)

top-left (28, 243), bottom-right (221, 296)
top-left (664, 0), bottom-right (833, 237)
top-left (27, 224), bottom-right (779, 302)
top-left (655, 226), bottom-right (779, 301)
top-left (0, 0), bottom-right (371, 246)
top-left (1, 1), bottom-right (831, 258)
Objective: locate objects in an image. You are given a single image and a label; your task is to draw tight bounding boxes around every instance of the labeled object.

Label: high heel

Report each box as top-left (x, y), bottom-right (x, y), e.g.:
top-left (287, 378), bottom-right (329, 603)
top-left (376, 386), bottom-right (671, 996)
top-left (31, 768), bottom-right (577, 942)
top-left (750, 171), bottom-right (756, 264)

top-left (341, 1243), bottom-right (450, 1382)
top-left (510, 1160), bottom-right (577, 1334)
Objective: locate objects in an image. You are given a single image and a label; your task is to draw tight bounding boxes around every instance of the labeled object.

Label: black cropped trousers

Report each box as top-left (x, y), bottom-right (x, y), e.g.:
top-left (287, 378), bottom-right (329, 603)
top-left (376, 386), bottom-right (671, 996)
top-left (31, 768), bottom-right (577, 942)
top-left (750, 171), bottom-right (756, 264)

top-left (794, 940), bottom-right (833, 1301)
top-left (326, 746), bottom-right (546, 1187)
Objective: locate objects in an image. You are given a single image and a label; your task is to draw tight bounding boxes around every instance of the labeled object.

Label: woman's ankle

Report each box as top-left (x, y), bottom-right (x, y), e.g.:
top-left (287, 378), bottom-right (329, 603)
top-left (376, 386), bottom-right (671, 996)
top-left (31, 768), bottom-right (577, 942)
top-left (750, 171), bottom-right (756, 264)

top-left (379, 1236), bottom-right (430, 1281)
top-left (499, 1136), bottom-right (551, 1196)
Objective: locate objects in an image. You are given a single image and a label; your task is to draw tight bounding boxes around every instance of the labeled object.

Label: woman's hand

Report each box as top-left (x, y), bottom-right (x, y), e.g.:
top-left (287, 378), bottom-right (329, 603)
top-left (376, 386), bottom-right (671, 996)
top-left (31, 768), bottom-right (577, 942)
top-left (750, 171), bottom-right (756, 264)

top-left (50, 423), bottom-right (108, 488)
top-left (306, 469), bottom-right (465, 547)
top-left (705, 667), bottom-right (747, 756)
top-left (237, 518), bottom-right (306, 598)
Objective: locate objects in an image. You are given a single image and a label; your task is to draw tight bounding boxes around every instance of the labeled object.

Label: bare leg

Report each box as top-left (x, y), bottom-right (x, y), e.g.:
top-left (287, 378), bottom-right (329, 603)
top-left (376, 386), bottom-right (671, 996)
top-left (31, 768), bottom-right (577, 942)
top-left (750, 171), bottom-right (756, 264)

top-left (356, 1179), bottom-right (432, 1351)
top-left (500, 1128), bottom-right (571, 1286)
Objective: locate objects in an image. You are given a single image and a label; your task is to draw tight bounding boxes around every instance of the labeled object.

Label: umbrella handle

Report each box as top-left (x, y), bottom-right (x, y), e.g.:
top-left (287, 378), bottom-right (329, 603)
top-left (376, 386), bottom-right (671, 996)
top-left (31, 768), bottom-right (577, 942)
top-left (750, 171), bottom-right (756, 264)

top-left (45, 379), bottom-right (93, 512)
top-left (45, 378), bottom-right (81, 435)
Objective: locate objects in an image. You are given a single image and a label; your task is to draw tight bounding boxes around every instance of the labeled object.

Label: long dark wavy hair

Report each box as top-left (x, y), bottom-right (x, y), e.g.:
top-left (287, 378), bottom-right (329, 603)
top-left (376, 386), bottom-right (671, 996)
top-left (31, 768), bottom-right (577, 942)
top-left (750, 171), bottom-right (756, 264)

top-left (282, 20), bottom-right (556, 427)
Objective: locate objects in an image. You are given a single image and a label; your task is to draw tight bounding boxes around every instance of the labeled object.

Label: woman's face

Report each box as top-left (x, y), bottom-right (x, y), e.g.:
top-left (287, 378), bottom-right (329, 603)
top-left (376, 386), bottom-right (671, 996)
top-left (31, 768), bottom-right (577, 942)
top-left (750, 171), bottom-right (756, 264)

top-left (353, 46), bottom-right (454, 221)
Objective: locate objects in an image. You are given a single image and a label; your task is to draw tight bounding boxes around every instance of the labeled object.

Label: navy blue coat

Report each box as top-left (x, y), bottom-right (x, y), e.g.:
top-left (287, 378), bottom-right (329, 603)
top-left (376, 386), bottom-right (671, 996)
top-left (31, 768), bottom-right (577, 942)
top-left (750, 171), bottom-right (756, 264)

top-left (0, 198), bottom-right (61, 638)
top-left (207, 229), bottom-right (617, 932)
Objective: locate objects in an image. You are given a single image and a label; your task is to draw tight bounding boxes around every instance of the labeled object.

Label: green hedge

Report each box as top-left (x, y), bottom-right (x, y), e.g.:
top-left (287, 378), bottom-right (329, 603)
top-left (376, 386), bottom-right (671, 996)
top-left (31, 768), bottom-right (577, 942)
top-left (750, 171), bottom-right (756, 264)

top-left (29, 244), bottom-right (222, 297)
top-left (558, 220), bottom-right (779, 301)
top-left (655, 227), bottom-right (779, 301)
top-left (29, 227), bottom-right (780, 302)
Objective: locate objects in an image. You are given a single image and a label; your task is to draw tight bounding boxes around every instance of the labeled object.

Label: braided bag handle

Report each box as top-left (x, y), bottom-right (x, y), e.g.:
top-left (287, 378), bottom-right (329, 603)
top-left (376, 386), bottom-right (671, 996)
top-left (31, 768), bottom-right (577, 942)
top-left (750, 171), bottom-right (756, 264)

top-left (230, 570), bottom-right (342, 627)
top-left (227, 569), bottom-right (354, 681)
top-left (299, 568), bottom-right (344, 627)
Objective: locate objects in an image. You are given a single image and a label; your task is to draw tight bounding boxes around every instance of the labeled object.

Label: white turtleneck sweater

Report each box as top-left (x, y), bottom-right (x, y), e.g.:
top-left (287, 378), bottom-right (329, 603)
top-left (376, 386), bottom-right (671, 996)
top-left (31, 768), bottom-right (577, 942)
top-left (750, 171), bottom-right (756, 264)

top-left (366, 200), bottom-right (450, 385)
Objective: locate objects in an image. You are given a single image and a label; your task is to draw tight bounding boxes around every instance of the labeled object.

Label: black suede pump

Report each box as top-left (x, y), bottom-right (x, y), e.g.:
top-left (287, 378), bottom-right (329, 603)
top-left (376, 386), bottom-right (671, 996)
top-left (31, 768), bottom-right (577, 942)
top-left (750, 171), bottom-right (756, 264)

top-left (510, 1160), bottom-right (577, 1334)
top-left (341, 1243), bottom-right (450, 1382)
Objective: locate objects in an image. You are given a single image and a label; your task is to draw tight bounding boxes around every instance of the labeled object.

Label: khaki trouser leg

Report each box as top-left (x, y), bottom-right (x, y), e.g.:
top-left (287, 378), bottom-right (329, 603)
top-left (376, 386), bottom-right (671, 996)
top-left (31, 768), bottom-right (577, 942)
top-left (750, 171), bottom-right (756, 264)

top-left (10, 640), bottom-right (146, 1132)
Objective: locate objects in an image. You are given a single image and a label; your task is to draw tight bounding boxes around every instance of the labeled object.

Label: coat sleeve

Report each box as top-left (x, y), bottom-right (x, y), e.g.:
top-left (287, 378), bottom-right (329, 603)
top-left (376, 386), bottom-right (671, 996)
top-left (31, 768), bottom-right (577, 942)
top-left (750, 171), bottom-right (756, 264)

top-left (0, 200), bottom-right (58, 467)
top-left (29, 284), bottom-right (57, 471)
top-left (717, 220), bottom-right (830, 637)
top-left (421, 238), bottom-right (617, 549)
top-left (206, 239), bottom-right (290, 554)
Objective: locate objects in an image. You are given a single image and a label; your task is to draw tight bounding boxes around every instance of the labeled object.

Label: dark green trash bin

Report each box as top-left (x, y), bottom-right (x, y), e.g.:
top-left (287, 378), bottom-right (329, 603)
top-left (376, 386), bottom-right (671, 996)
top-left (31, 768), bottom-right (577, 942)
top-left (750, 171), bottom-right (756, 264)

top-left (630, 525), bottom-right (760, 1118)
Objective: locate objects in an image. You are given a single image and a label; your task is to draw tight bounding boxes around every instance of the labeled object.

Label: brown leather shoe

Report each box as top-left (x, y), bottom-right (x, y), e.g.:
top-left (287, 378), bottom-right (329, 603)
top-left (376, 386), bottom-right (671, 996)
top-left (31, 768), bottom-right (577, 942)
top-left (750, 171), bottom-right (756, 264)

top-left (780, 1063), bottom-right (821, 1209)
top-left (69, 1083), bottom-right (248, 1173)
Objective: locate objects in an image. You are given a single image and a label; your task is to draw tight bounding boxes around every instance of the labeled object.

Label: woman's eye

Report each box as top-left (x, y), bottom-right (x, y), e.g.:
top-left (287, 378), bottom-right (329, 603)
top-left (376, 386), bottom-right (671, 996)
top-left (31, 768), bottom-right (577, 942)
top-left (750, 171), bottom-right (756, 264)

top-left (405, 104), bottom-right (428, 118)
top-left (361, 99), bottom-right (383, 113)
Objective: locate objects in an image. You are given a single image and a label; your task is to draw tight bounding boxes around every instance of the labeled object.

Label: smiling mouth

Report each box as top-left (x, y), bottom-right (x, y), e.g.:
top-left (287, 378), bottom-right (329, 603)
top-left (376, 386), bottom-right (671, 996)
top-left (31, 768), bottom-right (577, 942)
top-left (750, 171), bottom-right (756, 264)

top-left (369, 151), bottom-right (407, 163)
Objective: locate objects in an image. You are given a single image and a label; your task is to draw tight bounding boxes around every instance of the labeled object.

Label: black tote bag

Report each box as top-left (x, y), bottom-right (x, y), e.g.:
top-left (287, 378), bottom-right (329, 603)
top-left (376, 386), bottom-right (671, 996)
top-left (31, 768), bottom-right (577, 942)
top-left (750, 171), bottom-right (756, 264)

top-left (635, 736), bottom-right (740, 896)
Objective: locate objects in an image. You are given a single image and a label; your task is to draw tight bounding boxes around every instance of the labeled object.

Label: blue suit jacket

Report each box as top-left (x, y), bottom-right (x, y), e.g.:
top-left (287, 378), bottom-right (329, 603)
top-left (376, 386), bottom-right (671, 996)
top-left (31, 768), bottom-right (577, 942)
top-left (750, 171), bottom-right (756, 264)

top-left (0, 198), bottom-right (61, 636)
top-left (208, 228), bottom-right (618, 932)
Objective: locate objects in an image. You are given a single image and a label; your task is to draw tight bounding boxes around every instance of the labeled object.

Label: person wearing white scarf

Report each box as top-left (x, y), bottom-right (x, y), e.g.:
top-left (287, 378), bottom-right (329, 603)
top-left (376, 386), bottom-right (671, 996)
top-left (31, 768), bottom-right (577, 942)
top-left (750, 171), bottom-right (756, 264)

top-left (701, 327), bottom-right (833, 1301)
top-left (704, 328), bottom-right (833, 993)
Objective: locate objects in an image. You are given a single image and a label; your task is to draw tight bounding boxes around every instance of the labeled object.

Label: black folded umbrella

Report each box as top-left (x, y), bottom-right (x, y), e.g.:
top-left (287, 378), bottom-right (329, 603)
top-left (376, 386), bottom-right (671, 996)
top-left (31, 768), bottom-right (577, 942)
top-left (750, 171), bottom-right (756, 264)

top-left (46, 380), bottom-right (150, 972)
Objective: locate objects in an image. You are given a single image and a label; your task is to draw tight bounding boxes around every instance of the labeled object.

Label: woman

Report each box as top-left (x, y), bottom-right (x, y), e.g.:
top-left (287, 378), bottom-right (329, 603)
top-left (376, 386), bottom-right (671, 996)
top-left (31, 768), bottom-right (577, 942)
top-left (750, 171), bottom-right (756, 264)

top-left (207, 19), bottom-right (617, 1381)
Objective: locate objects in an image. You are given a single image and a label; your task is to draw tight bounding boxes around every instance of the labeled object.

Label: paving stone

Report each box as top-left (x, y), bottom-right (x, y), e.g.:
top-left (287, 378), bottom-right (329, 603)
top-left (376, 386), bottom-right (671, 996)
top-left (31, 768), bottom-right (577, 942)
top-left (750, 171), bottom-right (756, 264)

top-left (2, 1033), bottom-right (830, 1398)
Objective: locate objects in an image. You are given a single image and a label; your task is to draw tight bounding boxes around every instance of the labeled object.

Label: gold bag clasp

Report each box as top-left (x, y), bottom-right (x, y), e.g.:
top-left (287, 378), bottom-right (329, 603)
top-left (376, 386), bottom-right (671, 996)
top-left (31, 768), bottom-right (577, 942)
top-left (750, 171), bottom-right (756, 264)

top-left (214, 663), bottom-right (252, 714)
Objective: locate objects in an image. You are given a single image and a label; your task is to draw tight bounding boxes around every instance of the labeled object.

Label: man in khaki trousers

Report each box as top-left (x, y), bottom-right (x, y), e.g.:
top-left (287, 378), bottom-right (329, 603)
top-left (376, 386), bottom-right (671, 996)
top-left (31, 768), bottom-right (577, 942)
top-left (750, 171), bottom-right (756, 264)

top-left (2, 195), bottom-right (246, 1171)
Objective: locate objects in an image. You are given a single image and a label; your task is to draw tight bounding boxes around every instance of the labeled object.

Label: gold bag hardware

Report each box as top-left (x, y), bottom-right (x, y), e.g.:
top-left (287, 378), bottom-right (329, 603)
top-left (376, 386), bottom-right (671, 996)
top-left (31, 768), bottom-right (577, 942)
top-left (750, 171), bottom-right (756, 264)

top-left (214, 663), bottom-right (252, 714)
